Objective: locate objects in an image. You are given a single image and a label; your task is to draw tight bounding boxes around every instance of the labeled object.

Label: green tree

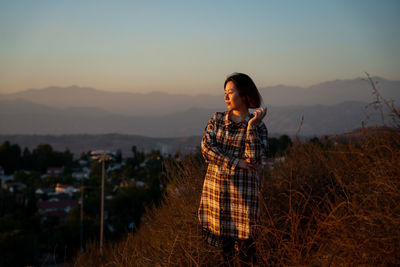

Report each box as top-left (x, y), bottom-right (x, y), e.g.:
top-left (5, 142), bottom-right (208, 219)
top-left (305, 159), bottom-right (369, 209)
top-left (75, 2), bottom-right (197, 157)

top-left (32, 144), bottom-right (54, 173)
top-left (310, 136), bottom-right (322, 146)
top-left (13, 170), bottom-right (41, 189)
top-left (115, 149), bottom-right (122, 163)
top-left (278, 134), bottom-right (293, 156)
top-left (108, 186), bottom-right (148, 235)
top-left (128, 146), bottom-right (145, 170)
top-left (43, 174), bottom-right (62, 188)
top-left (22, 147), bottom-right (33, 170)
top-left (0, 141), bottom-right (22, 174)
top-left (90, 160), bottom-right (102, 178)
top-left (268, 137), bottom-right (279, 157)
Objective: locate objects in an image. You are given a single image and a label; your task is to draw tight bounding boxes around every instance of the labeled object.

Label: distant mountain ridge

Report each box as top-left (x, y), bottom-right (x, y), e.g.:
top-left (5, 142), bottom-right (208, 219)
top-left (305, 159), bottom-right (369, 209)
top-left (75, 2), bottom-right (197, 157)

top-left (260, 77), bottom-right (399, 106)
top-left (1, 77), bottom-right (399, 117)
top-left (0, 85), bottom-right (223, 117)
top-left (0, 98), bottom-right (386, 137)
top-left (0, 77), bottom-right (398, 137)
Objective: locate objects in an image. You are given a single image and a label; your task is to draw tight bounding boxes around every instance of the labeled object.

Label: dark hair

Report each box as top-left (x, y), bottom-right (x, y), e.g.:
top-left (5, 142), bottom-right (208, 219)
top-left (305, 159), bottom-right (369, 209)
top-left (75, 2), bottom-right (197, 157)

top-left (224, 72), bottom-right (263, 108)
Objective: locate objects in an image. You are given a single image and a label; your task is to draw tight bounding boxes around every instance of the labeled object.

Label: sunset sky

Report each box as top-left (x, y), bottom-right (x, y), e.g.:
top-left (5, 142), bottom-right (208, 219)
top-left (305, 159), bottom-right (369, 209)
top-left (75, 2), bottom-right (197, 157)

top-left (1, 0), bottom-right (399, 95)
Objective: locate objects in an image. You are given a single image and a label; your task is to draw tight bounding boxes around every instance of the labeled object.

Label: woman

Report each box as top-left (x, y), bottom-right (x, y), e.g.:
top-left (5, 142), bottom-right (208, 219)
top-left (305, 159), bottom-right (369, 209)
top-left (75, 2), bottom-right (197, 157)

top-left (198, 73), bottom-right (268, 264)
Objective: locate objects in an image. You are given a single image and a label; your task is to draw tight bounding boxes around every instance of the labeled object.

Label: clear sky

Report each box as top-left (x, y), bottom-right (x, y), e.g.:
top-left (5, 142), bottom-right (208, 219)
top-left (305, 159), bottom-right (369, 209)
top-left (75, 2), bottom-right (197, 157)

top-left (0, 0), bottom-right (399, 94)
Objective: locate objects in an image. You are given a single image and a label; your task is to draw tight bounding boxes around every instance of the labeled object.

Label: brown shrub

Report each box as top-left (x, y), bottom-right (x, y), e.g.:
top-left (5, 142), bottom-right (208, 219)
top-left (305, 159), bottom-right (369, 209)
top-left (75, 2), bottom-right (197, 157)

top-left (257, 126), bottom-right (400, 266)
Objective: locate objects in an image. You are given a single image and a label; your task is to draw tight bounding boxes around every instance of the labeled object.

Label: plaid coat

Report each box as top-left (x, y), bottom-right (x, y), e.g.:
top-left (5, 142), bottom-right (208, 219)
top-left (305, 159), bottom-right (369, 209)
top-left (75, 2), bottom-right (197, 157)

top-left (198, 111), bottom-right (268, 246)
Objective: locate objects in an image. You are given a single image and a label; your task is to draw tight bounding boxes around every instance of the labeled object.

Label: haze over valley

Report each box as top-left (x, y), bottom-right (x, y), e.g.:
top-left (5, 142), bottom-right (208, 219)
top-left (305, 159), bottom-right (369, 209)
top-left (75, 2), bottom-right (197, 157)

top-left (1, 77), bottom-right (398, 139)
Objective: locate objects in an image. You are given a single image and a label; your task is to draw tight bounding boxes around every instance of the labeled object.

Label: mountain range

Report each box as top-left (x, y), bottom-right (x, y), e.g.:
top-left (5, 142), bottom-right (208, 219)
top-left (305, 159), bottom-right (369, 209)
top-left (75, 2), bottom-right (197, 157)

top-left (0, 77), bottom-right (398, 138)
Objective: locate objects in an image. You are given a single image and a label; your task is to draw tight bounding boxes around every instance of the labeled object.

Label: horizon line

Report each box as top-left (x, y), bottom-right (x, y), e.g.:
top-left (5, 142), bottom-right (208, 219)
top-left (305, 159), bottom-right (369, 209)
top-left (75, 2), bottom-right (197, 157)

top-left (0, 75), bottom-right (395, 95)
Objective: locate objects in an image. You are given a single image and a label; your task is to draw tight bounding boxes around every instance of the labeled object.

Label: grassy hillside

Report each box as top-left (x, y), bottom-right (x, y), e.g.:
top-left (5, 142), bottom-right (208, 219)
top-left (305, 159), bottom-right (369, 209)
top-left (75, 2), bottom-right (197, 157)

top-left (73, 97), bottom-right (400, 266)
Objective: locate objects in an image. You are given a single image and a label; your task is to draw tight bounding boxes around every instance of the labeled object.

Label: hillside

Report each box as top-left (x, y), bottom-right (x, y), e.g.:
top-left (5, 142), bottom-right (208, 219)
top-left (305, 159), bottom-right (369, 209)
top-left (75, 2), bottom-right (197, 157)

top-left (74, 119), bottom-right (400, 266)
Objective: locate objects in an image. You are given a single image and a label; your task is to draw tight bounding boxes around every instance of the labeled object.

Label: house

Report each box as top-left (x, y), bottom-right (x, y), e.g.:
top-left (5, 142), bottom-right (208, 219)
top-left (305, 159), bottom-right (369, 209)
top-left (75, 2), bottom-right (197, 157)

top-left (79, 160), bottom-right (88, 166)
top-left (135, 181), bottom-right (145, 187)
top-left (35, 187), bottom-right (55, 196)
top-left (107, 162), bottom-right (125, 172)
top-left (274, 156), bottom-right (286, 166)
top-left (55, 183), bottom-right (80, 196)
top-left (1, 175), bottom-right (14, 190)
top-left (47, 192), bottom-right (70, 201)
top-left (15, 192), bottom-right (28, 206)
top-left (139, 162), bottom-right (146, 168)
top-left (37, 199), bottom-right (79, 222)
top-left (120, 179), bottom-right (134, 188)
top-left (119, 179), bottom-right (145, 188)
top-left (72, 171), bottom-right (89, 180)
top-left (7, 182), bottom-right (27, 193)
top-left (47, 167), bottom-right (64, 176)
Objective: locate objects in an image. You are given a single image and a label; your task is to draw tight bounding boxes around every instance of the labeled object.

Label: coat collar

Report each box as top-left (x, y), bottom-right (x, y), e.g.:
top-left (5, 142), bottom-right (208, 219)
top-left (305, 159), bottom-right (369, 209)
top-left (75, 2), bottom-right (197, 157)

top-left (224, 110), bottom-right (253, 127)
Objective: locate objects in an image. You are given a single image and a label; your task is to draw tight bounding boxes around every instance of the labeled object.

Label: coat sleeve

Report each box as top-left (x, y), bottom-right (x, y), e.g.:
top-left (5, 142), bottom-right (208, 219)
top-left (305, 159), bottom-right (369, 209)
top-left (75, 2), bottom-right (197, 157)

top-left (244, 122), bottom-right (269, 164)
top-left (201, 113), bottom-right (240, 170)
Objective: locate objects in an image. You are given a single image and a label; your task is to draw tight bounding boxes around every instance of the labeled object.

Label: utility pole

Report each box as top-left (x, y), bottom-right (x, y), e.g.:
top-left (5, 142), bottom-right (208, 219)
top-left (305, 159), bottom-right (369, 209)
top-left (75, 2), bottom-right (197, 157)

top-left (100, 158), bottom-right (105, 254)
top-left (80, 184), bottom-right (84, 253)
top-left (91, 150), bottom-right (113, 254)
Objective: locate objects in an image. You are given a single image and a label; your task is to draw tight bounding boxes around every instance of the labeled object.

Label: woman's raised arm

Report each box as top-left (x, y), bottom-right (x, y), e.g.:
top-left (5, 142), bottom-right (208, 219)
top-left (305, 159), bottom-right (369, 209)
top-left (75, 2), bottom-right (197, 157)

top-left (245, 122), bottom-right (268, 165)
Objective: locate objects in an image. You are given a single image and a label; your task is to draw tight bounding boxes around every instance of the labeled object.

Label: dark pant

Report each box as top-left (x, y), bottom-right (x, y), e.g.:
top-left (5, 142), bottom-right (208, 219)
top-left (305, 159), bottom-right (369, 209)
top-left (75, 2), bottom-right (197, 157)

top-left (222, 237), bottom-right (256, 266)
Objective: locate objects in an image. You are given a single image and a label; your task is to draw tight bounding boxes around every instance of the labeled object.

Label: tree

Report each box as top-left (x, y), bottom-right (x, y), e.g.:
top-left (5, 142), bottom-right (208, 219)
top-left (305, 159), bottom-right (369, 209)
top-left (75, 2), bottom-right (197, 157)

top-left (310, 136), bottom-right (322, 146)
top-left (0, 141), bottom-right (22, 174)
top-left (30, 144), bottom-right (73, 173)
top-left (31, 144), bottom-right (54, 173)
top-left (22, 147), bottom-right (33, 170)
top-left (108, 186), bottom-right (148, 235)
top-left (114, 149), bottom-right (122, 163)
top-left (268, 137), bottom-right (279, 157)
top-left (13, 170), bottom-right (41, 189)
top-left (128, 146), bottom-right (145, 170)
top-left (278, 134), bottom-right (293, 156)
top-left (43, 174), bottom-right (61, 188)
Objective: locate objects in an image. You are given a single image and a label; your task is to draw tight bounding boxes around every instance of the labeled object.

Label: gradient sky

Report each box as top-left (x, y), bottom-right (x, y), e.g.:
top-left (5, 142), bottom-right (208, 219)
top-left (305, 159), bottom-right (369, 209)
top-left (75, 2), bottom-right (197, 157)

top-left (1, 0), bottom-right (399, 94)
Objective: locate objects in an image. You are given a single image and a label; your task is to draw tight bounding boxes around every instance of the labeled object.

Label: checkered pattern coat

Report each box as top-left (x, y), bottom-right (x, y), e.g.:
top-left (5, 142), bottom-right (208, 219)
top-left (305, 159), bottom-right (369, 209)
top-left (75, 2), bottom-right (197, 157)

top-left (198, 111), bottom-right (268, 246)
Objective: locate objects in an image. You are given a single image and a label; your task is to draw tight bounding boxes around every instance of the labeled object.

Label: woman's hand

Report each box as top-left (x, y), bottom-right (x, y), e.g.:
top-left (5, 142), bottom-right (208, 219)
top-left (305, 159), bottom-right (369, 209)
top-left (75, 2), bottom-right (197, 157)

top-left (248, 107), bottom-right (267, 127)
top-left (238, 159), bottom-right (260, 171)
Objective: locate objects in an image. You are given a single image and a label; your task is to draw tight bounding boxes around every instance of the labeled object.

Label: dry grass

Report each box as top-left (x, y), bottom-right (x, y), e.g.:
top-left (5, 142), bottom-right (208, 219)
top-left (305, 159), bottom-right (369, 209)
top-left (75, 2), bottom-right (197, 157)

top-left (74, 157), bottom-right (224, 266)
top-left (74, 87), bottom-right (400, 266)
top-left (257, 127), bottom-right (400, 266)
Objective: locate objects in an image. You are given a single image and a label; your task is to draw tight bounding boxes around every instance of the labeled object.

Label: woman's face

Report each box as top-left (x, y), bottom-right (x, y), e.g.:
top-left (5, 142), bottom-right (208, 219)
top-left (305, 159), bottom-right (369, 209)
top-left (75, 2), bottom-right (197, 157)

top-left (224, 81), bottom-right (247, 111)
